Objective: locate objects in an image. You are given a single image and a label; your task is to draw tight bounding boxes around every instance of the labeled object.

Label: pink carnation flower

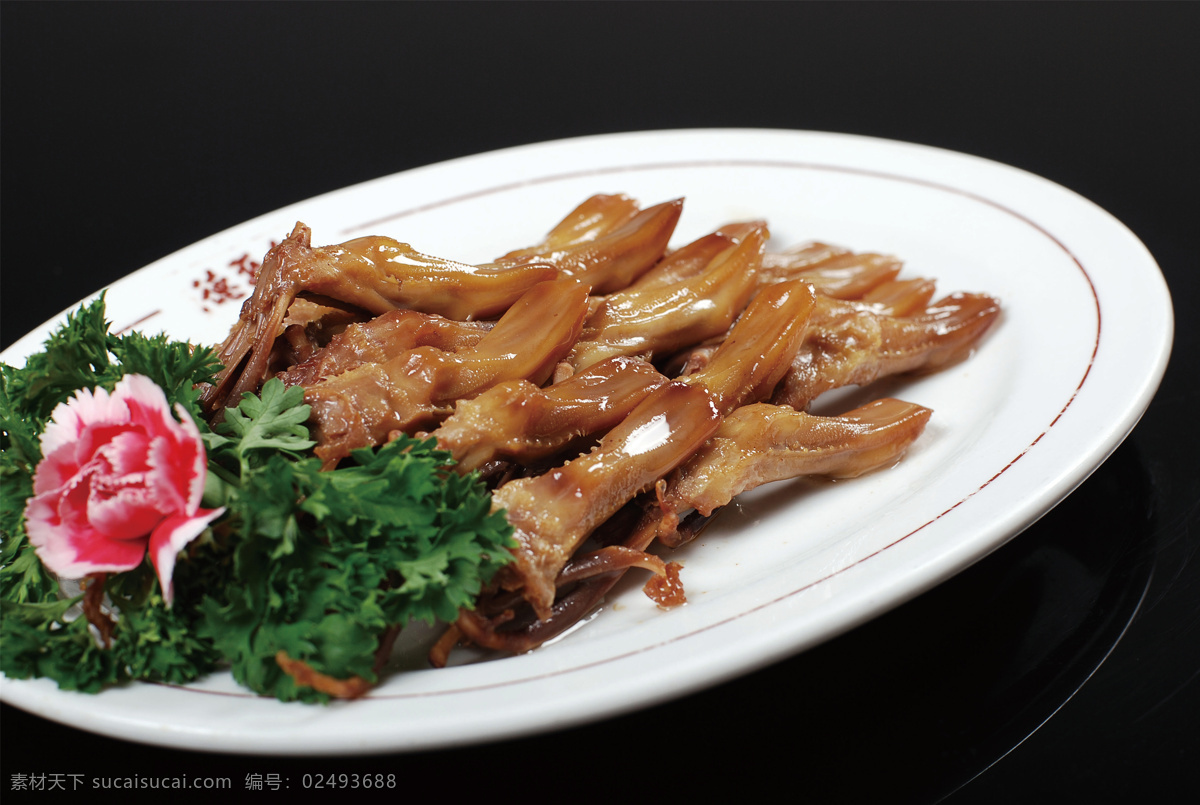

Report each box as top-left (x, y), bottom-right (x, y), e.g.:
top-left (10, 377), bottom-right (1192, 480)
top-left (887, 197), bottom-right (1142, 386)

top-left (24, 374), bottom-right (224, 604)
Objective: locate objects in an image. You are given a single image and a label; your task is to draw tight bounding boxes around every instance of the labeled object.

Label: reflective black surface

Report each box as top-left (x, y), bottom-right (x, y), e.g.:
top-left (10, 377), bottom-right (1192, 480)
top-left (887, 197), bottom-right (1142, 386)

top-left (3, 3), bottom-right (1197, 802)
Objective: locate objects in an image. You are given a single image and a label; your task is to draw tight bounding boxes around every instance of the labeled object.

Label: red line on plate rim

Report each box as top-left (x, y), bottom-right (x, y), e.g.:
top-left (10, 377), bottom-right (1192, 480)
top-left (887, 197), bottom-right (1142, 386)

top-left (113, 310), bottom-right (162, 335)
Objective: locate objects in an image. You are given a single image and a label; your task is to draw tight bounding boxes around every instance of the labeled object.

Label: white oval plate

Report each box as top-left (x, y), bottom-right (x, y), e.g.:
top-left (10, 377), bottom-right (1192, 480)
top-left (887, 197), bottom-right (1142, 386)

top-left (0, 129), bottom-right (1172, 755)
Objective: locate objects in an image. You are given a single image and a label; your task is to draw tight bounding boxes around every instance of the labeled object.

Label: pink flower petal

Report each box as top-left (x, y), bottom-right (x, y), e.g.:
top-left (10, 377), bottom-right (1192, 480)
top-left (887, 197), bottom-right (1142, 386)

top-left (145, 433), bottom-right (192, 515)
top-left (58, 461), bottom-right (105, 533)
top-left (118, 375), bottom-right (178, 440)
top-left (148, 508), bottom-right (224, 605)
top-left (31, 441), bottom-right (83, 496)
top-left (117, 376), bottom-right (206, 515)
top-left (25, 492), bottom-right (147, 577)
top-left (95, 428), bottom-right (152, 477)
top-left (74, 422), bottom-right (135, 470)
top-left (28, 373), bottom-right (218, 595)
top-left (41, 385), bottom-right (130, 456)
top-left (86, 481), bottom-right (164, 540)
top-left (174, 403), bottom-right (209, 513)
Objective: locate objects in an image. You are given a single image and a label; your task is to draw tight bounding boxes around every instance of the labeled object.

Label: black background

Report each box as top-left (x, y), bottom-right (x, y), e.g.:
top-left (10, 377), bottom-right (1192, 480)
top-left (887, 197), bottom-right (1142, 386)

top-left (2, 3), bottom-right (1197, 803)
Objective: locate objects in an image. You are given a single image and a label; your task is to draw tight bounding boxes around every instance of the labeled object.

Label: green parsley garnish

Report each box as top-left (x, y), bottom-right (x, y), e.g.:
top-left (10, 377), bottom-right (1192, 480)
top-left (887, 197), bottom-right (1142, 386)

top-left (0, 296), bottom-right (514, 701)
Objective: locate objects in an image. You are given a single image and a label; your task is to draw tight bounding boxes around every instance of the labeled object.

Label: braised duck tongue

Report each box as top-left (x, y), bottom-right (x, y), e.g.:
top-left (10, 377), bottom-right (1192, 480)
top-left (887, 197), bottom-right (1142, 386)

top-left (306, 279), bottom-right (589, 467)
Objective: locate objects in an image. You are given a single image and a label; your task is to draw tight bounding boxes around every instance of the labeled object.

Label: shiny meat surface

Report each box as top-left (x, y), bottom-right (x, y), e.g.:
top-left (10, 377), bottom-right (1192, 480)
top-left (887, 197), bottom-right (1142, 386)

top-left (761, 243), bottom-right (902, 299)
top-left (496, 194), bottom-right (642, 261)
top-left (683, 279), bottom-right (818, 414)
top-left (497, 198), bottom-right (683, 293)
top-left (565, 228), bottom-right (766, 371)
top-left (332, 236), bottom-right (559, 320)
top-left (860, 277), bottom-right (938, 315)
top-left (305, 280), bottom-right (589, 466)
top-left (491, 381), bottom-right (722, 618)
top-left (433, 356), bottom-right (668, 473)
top-left (655, 398), bottom-right (933, 545)
top-left (201, 222), bottom-right (557, 412)
top-left (278, 309), bottom-right (490, 388)
top-left (772, 292), bottom-right (1002, 410)
top-left (630, 221), bottom-right (767, 290)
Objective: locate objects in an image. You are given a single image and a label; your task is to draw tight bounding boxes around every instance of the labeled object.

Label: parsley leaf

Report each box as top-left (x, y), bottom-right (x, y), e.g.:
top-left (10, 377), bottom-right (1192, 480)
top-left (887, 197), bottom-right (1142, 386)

top-left (199, 434), bottom-right (513, 702)
top-left (215, 379), bottom-right (315, 467)
top-left (109, 329), bottom-right (221, 420)
top-left (2, 296), bottom-right (118, 430)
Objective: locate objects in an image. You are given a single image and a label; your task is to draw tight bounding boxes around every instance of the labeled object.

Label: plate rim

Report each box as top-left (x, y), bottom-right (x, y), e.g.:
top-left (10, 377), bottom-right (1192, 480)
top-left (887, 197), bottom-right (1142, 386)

top-left (0, 128), bottom-right (1174, 754)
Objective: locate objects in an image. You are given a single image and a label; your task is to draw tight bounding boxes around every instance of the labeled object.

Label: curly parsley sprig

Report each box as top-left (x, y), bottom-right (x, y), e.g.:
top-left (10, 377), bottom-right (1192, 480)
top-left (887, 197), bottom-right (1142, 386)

top-left (1, 296), bottom-right (224, 686)
top-left (0, 297), bottom-right (514, 701)
top-left (199, 379), bottom-right (513, 701)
